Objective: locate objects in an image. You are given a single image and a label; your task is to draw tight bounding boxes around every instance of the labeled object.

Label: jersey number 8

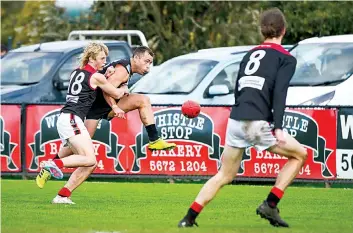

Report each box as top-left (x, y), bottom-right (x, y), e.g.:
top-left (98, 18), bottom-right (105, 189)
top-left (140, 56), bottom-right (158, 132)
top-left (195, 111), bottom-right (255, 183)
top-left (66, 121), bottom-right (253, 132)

top-left (244, 50), bottom-right (266, 75)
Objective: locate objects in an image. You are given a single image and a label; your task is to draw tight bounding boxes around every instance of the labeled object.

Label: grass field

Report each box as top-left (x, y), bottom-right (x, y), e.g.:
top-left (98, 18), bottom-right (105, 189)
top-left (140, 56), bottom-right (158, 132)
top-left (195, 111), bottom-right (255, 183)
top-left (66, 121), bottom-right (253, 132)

top-left (1, 179), bottom-right (353, 233)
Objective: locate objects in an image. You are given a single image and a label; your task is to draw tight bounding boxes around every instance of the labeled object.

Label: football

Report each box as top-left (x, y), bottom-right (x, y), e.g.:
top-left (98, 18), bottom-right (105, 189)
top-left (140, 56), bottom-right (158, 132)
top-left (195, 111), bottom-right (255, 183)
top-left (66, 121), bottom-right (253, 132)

top-left (181, 100), bottom-right (201, 118)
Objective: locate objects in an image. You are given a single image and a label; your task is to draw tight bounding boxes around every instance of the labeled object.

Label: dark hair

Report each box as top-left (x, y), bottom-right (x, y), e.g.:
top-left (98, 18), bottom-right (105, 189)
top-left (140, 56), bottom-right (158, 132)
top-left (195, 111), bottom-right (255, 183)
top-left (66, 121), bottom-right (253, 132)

top-left (1, 44), bottom-right (8, 52)
top-left (260, 8), bottom-right (287, 39)
top-left (133, 46), bottom-right (154, 58)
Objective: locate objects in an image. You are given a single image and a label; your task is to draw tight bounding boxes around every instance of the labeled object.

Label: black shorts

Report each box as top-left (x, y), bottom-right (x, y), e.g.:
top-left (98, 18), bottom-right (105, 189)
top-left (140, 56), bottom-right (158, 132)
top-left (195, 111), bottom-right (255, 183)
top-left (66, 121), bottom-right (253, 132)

top-left (86, 88), bottom-right (118, 121)
top-left (86, 106), bottom-right (112, 120)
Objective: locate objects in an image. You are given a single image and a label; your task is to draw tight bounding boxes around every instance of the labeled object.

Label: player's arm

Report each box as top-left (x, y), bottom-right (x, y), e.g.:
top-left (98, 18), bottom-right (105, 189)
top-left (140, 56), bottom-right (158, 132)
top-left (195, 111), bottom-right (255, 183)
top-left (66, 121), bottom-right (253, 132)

top-left (272, 57), bottom-right (297, 129)
top-left (102, 65), bottom-right (130, 108)
top-left (90, 73), bottom-right (125, 100)
top-left (233, 61), bottom-right (243, 101)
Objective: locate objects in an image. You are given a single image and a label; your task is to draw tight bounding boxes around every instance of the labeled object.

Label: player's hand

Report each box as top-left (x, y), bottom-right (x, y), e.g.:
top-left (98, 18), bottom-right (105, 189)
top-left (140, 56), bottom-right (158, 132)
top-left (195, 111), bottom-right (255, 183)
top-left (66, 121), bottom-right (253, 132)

top-left (112, 105), bottom-right (126, 119)
top-left (115, 88), bottom-right (126, 99)
top-left (121, 85), bottom-right (129, 97)
top-left (274, 129), bottom-right (286, 146)
top-left (105, 66), bottom-right (115, 78)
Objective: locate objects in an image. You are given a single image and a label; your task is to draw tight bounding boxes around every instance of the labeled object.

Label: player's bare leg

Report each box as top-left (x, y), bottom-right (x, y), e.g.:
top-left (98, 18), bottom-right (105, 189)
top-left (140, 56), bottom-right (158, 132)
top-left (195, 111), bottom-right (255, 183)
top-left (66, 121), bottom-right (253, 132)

top-left (108, 93), bottom-right (176, 150)
top-left (54, 120), bottom-right (99, 202)
top-left (256, 131), bottom-right (307, 227)
top-left (36, 121), bottom-right (97, 189)
top-left (56, 134), bottom-right (97, 167)
top-left (178, 145), bottom-right (244, 227)
top-left (37, 131), bottom-right (97, 197)
top-left (36, 144), bottom-right (72, 188)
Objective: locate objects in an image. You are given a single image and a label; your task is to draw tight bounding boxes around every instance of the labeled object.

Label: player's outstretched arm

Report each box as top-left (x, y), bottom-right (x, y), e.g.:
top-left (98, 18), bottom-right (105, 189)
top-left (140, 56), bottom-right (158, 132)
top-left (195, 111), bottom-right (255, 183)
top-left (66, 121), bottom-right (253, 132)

top-left (272, 57), bottom-right (297, 130)
top-left (90, 73), bottom-right (125, 100)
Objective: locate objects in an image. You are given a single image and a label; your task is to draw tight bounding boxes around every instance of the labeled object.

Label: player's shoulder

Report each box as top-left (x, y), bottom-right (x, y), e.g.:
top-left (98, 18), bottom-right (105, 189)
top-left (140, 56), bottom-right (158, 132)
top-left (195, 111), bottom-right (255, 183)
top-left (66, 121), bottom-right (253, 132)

top-left (110, 58), bottom-right (130, 68)
top-left (250, 43), bottom-right (296, 65)
top-left (251, 43), bottom-right (293, 57)
top-left (91, 72), bottom-right (105, 80)
top-left (111, 59), bottom-right (131, 73)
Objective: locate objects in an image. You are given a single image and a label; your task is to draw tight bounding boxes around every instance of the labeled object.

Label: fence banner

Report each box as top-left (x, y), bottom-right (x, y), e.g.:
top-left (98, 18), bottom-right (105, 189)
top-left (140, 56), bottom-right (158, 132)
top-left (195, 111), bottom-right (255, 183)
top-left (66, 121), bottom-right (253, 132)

top-left (238, 108), bottom-right (337, 180)
top-left (24, 105), bottom-right (338, 180)
top-left (123, 107), bottom-right (337, 179)
top-left (25, 105), bottom-right (128, 174)
top-left (336, 108), bottom-right (353, 179)
top-left (121, 107), bottom-right (229, 175)
top-left (0, 105), bottom-right (21, 172)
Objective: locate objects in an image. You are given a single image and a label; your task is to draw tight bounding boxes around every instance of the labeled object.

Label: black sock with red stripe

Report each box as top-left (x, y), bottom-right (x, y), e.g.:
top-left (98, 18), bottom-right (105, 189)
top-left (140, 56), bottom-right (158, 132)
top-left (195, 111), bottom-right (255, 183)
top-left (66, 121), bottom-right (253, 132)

top-left (186, 201), bottom-right (203, 221)
top-left (146, 124), bottom-right (159, 141)
top-left (266, 186), bottom-right (284, 208)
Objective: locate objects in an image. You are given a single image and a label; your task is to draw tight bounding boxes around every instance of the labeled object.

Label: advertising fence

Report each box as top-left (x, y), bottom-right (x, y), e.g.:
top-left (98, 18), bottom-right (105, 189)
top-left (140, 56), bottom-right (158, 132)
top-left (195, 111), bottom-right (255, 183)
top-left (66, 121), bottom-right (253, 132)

top-left (1, 103), bottom-right (352, 182)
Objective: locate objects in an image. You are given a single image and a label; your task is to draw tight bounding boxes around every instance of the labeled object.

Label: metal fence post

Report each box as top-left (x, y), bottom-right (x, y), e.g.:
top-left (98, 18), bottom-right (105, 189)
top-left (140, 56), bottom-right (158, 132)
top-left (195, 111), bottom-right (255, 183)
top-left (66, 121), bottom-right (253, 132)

top-left (20, 103), bottom-right (27, 179)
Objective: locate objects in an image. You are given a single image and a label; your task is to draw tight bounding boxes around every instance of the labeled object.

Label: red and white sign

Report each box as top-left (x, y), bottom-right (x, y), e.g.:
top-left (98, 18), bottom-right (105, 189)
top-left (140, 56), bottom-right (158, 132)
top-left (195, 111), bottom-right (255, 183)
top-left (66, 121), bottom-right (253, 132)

top-left (24, 105), bottom-right (338, 180)
top-left (0, 105), bottom-right (21, 172)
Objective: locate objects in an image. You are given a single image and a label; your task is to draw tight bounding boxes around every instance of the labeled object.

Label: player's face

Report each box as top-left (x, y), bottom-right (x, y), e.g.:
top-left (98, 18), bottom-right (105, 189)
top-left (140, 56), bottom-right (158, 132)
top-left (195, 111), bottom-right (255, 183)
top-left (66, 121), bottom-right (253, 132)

top-left (94, 51), bottom-right (107, 70)
top-left (135, 51), bottom-right (153, 75)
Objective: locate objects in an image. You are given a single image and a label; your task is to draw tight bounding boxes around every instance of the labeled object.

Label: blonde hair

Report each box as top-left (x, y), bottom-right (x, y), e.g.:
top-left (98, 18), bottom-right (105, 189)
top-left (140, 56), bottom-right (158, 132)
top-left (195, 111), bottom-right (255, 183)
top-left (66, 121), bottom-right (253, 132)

top-left (79, 42), bottom-right (109, 68)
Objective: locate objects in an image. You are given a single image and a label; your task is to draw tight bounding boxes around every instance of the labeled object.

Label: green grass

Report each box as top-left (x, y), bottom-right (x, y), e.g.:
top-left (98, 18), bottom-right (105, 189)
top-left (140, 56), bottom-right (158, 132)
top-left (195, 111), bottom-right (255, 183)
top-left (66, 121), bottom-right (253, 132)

top-left (1, 180), bottom-right (353, 233)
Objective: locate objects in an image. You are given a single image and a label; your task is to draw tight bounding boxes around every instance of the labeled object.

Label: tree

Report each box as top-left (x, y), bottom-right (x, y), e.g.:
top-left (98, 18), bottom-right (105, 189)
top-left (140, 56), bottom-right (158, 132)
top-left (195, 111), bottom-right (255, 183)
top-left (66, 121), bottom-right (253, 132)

top-left (260, 1), bottom-right (353, 44)
top-left (1, 1), bottom-right (25, 48)
top-left (90, 1), bottom-right (263, 64)
top-left (1, 1), bottom-right (352, 63)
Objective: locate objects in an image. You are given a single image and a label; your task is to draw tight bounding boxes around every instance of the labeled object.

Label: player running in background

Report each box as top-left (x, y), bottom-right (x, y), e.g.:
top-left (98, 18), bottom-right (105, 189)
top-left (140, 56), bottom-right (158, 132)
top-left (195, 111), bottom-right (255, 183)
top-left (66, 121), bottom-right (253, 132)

top-left (37, 46), bottom-right (176, 204)
top-left (178, 8), bottom-right (307, 228)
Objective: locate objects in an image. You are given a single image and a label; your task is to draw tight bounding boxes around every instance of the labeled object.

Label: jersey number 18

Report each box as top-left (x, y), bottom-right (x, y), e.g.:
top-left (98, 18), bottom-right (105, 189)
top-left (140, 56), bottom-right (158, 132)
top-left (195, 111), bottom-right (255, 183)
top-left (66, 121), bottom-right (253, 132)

top-left (68, 71), bottom-right (85, 95)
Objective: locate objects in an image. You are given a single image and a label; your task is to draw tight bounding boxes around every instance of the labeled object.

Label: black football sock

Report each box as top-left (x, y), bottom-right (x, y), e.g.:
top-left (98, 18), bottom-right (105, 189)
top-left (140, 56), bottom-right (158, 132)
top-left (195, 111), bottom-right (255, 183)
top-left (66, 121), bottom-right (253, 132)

top-left (145, 124), bottom-right (159, 142)
top-left (266, 186), bottom-right (284, 208)
top-left (185, 201), bottom-right (203, 221)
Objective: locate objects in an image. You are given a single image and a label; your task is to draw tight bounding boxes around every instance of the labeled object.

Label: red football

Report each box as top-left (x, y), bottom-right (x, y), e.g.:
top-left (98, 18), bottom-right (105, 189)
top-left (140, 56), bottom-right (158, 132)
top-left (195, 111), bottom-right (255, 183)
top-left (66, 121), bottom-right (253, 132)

top-left (181, 100), bottom-right (201, 118)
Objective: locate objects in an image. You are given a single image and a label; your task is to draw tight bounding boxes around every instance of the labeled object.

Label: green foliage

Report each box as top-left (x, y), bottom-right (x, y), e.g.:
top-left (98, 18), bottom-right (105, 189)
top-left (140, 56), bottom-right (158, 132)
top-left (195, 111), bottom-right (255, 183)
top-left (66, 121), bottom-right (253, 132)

top-left (1, 1), bottom-right (353, 63)
top-left (261, 1), bottom-right (353, 44)
top-left (90, 1), bottom-right (263, 64)
top-left (1, 1), bottom-right (25, 48)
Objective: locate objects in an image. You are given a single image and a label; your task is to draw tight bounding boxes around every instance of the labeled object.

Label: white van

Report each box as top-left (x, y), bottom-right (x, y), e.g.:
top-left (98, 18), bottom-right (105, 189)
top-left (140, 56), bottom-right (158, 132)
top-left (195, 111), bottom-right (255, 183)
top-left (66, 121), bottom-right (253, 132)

top-left (286, 35), bottom-right (353, 106)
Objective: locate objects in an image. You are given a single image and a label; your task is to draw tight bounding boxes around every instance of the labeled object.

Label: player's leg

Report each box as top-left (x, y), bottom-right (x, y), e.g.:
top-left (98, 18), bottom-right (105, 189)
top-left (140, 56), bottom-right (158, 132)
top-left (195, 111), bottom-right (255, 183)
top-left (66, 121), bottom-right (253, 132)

top-left (178, 146), bottom-right (244, 227)
top-left (57, 146), bottom-right (73, 159)
top-left (36, 143), bottom-right (74, 189)
top-left (53, 119), bottom-right (100, 204)
top-left (268, 133), bottom-right (307, 190)
top-left (54, 133), bottom-right (97, 167)
top-left (109, 93), bottom-right (176, 150)
top-left (36, 119), bottom-right (97, 189)
top-left (178, 118), bottom-right (247, 227)
top-left (39, 114), bottom-right (97, 178)
top-left (37, 131), bottom-right (97, 190)
top-left (55, 121), bottom-right (97, 159)
top-left (255, 128), bottom-right (307, 227)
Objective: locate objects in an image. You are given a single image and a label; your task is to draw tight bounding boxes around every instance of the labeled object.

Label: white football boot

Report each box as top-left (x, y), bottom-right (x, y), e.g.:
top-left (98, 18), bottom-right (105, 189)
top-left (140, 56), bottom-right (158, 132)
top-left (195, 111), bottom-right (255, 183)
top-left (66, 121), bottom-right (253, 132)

top-left (51, 195), bottom-right (76, 205)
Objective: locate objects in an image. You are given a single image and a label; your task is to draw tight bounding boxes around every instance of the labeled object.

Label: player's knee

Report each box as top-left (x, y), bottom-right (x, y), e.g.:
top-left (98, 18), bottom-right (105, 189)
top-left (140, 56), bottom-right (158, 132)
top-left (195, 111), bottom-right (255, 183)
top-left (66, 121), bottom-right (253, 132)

top-left (295, 147), bottom-right (308, 163)
top-left (299, 148), bottom-right (308, 162)
top-left (90, 160), bottom-right (98, 170)
top-left (83, 153), bottom-right (97, 167)
top-left (217, 172), bottom-right (234, 185)
top-left (138, 95), bottom-right (151, 107)
top-left (87, 157), bottom-right (97, 167)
